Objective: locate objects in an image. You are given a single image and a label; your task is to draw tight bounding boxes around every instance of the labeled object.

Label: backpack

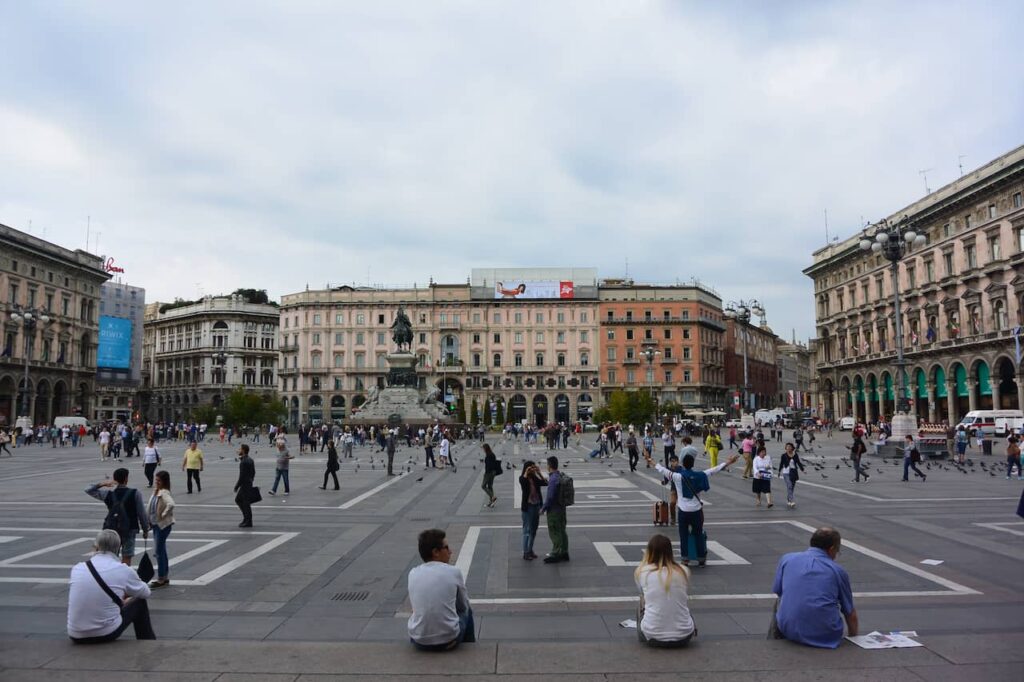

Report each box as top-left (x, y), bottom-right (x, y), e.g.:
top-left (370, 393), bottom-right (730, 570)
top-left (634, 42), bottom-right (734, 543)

top-left (102, 488), bottom-right (136, 540)
top-left (556, 472), bottom-right (575, 507)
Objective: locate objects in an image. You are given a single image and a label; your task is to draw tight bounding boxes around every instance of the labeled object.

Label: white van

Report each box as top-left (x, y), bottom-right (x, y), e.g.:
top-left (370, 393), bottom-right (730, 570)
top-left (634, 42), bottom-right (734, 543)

top-left (755, 408), bottom-right (786, 425)
top-left (53, 416), bottom-right (90, 431)
top-left (958, 410), bottom-right (1024, 438)
top-left (839, 416), bottom-right (856, 431)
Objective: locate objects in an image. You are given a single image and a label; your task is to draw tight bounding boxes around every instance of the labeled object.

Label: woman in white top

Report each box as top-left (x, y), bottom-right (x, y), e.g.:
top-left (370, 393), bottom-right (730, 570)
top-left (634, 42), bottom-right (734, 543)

top-left (752, 446), bottom-right (774, 508)
top-left (147, 471), bottom-right (176, 588)
top-left (142, 438), bottom-right (162, 488)
top-left (633, 534), bottom-right (695, 647)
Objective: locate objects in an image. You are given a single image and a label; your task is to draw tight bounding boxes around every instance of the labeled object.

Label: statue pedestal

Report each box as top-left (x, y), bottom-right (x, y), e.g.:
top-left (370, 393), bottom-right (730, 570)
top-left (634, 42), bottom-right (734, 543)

top-left (348, 351), bottom-right (450, 425)
top-left (890, 412), bottom-right (917, 444)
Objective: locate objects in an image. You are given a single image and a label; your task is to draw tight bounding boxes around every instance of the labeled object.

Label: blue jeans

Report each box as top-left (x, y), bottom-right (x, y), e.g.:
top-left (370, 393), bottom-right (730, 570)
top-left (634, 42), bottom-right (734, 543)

top-left (153, 524), bottom-right (173, 578)
top-left (272, 468), bottom-right (290, 493)
top-left (411, 608), bottom-right (476, 650)
top-left (521, 503), bottom-right (541, 554)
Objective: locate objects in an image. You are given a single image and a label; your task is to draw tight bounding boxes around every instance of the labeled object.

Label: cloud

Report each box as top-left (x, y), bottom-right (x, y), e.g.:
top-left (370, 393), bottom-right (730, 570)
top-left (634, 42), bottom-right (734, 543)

top-left (0, 0), bottom-right (1022, 341)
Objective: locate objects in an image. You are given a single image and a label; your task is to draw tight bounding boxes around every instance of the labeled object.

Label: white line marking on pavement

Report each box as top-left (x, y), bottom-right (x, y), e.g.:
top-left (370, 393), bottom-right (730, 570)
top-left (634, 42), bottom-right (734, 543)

top-left (168, 539), bottom-right (229, 566)
top-left (338, 474), bottom-right (408, 509)
top-left (471, 590), bottom-right (978, 605)
top-left (973, 521), bottom-right (1024, 537)
top-left (0, 537), bottom-right (20, 544)
top-left (593, 541), bottom-right (750, 567)
top-left (783, 519), bottom-right (980, 595)
top-left (0, 527), bottom-right (284, 535)
top-left (0, 467), bottom-right (94, 482)
top-left (457, 519), bottom-right (981, 602)
top-left (0, 538), bottom-right (88, 566)
top-left (185, 532), bottom-right (298, 586)
top-left (0, 502), bottom-right (346, 511)
top-left (798, 480), bottom-right (1017, 503)
top-left (455, 526), bottom-right (480, 579)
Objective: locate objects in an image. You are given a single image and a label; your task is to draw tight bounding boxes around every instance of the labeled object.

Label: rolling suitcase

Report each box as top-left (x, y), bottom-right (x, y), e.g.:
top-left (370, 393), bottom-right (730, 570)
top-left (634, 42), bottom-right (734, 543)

top-left (653, 485), bottom-right (670, 526)
top-left (653, 500), bottom-right (669, 526)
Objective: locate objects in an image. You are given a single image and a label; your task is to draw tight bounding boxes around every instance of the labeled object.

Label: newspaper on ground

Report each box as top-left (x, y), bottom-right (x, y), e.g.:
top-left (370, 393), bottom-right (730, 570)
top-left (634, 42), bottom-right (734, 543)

top-left (846, 631), bottom-right (922, 649)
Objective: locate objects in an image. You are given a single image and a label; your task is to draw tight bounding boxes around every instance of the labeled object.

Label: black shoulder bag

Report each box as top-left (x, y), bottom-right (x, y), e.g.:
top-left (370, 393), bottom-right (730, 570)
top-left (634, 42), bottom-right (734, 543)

top-left (85, 560), bottom-right (123, 608)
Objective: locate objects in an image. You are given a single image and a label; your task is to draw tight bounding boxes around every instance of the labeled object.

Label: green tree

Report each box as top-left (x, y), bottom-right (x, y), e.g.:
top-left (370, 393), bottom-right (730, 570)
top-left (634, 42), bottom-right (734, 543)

top-left (470, 397), bottom-right (479, 425)
top-left (482, 397), bottom-right (492, 426)
top-left (496, 400), bottom-right (505, 425)
top-left (456, 396), bottom-right (466, 424)
top-left (604, 390), bottom-right (656, 426)
top-left (231, 288), bottom-right (272, 305)
top-left (191, 404), bottom-right (219, 426)
top-left (592, 405), bottom-right (612, 424)
top-left (220, 388), bottom-right (286, 428)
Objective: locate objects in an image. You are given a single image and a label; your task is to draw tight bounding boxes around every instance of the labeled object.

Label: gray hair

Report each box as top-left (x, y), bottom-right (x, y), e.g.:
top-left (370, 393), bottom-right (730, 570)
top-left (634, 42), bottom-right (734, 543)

top-left (93, 529), bottom-right (122, 556)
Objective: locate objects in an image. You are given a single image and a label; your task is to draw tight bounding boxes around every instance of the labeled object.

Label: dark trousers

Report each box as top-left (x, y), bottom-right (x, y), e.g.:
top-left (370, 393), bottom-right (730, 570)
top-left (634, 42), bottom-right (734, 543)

top-left (144, 462), bottom-right (158, 487)
top-left (271, 468), bottom-right (290, 493)
top-left (851, 456), bottom-right (869, 481)
top-left (628, 447), bottom-right (639, 471)
top-left (71, 598), bottom-right (156, 642)
top-left (235, 491), bottom-right (253, 524)
top-left (903, 458), bottom-right (925, 480)
top-left (663, 445), bottom-right (675, 468)
top-left (425, 448), bottom-right (436, 467)
top-left (186, 468), bottom-right (201, 493)
top-left (322, 469), bottom-right (340, 490)
top-left (387, 451), bottom-right (395, 475)
top-left (679, 509), bottom-right (705, 562)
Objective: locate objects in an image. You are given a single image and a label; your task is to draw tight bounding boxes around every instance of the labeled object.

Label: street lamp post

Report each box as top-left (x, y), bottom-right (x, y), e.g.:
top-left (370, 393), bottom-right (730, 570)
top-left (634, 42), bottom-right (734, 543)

top-left (859, 216), bottom-right (926, 440)
top-left (8, 305), bottom-right (52, 423)
top-left (639, 346), bottom-right (661, 428)
top-left (723, 299), bottom-right (765, 418)
top-left (212, 349), bottom-right (229, 411)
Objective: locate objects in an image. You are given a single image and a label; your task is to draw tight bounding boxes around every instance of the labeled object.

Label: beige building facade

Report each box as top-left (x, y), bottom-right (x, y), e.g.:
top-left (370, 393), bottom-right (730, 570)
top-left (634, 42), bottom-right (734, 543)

top-left (805, 144), bottom-right (1024, 424)
top-left (140, 295), bottom-right (279, 422)
top-left (0, 223), bottom-right (110, 425)
top-left (279, 268), bottom-right (600, 427)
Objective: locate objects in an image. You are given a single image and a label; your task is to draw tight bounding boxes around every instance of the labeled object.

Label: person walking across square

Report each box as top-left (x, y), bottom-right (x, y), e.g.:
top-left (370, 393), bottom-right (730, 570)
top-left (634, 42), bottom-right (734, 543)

top-left (181, 441), bottom-right (204, 494)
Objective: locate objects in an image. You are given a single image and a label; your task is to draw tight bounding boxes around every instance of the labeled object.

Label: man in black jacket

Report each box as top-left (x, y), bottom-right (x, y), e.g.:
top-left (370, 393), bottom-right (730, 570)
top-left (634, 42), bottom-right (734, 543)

top-left (234, 444), bottom-right (256, 527)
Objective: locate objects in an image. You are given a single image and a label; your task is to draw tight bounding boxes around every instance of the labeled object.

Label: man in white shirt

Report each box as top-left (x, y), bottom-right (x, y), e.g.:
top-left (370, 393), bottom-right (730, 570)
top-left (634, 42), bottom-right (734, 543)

top-left (67, 529), bottom-right (155, 643)
top-left (99, 428), bottom-right (111, 460)
top-left (407, 529), bottom-right (474, 650)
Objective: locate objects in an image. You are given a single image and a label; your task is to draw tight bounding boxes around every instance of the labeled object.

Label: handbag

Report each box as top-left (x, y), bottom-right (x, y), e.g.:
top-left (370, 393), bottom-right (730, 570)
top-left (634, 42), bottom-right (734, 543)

top-left (248, 486), bottom-right (263, 504)
top-left (136, 535), bottom-right (155, 583)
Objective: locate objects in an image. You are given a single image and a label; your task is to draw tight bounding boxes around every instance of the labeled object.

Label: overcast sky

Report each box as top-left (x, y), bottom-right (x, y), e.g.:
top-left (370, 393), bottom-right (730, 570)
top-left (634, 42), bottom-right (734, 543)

top-left (2, 1), bottom-right (1022, 341)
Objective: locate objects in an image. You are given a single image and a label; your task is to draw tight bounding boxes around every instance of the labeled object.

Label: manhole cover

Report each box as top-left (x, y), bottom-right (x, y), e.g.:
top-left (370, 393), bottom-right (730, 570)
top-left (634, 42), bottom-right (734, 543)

top-left (331, 591), bottom-right (370, 602)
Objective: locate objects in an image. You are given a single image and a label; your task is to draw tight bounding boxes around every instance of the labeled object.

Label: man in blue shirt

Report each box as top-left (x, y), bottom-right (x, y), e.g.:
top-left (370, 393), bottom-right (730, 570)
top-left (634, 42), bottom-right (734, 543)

top-left (541, 456), bottom-right (569, 564)
top-left (772, 527), bottom-right (858, 648)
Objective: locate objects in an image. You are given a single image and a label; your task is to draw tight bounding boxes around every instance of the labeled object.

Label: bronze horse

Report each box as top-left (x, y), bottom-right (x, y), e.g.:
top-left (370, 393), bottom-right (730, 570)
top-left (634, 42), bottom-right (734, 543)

top-left (390, 307), bottom-right (413, 351)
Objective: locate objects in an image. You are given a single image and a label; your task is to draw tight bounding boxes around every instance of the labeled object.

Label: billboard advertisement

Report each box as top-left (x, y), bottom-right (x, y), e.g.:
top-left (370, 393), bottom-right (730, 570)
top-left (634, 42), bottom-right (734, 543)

top-left (494, 280), bottom-right (575, 299)
top-left (98, 316), bottom-right (133, 369)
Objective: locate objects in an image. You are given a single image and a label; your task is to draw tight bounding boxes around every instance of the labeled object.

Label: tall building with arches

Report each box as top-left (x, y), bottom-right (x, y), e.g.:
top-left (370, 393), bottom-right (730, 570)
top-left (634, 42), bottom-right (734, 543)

top-left (0, 223), bottom-right (110, 426)
top-left (139, 295), bottom-right (279, 422)
top-left (805, 144), bottom-right (1024, 424)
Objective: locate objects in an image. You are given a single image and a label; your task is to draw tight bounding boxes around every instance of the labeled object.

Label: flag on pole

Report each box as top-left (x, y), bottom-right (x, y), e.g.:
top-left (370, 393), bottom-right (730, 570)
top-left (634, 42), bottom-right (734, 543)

top-left (1015, 326), bottom-right (1022, 365)
top-left (926, 326), bottom-right (936, 343)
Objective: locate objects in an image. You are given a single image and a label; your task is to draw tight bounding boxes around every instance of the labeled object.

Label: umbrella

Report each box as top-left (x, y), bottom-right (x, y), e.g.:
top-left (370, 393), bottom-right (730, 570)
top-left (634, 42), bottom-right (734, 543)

top-left (706, 410), bottom-right (727, 417)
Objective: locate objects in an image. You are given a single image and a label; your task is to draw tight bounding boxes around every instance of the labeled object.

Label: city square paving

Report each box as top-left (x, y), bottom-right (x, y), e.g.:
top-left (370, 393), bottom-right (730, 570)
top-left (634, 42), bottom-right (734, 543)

top-left (0, 432), bottom-right (1021, 678)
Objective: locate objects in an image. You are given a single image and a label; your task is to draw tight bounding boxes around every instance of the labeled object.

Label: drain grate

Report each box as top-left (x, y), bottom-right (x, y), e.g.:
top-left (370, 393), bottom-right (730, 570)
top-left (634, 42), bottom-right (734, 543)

top-left (331, 591), bottom-right (370, 602)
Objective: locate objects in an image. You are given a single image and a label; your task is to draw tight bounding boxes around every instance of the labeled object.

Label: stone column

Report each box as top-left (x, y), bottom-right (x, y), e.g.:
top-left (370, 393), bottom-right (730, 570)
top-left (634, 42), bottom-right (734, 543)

top-left (832, 390), bottom-right (841, 420)
top-left (925, 383), bottom-right (937, 422)
top-left (1017, 375), bottom-right (1024, 413)
top-left (865, 391), bottom-right (874, 424)
top-left (991, 381), bottom-right (1001, 410)
top-left (967, 380), bottom-right (977, 413)
top-left (945, 382), bottom-right (957, 425)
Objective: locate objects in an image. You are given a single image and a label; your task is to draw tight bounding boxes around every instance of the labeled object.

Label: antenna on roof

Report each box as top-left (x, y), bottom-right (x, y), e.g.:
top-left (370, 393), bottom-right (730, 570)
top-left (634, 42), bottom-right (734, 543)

top-left (958, 154), bottom-right (967, 177)
top-left (919, 168), bottom-right (933, 194)
top-left (624, 257), bottom-right (629, 280)
top-left (824, 208), bottom-right (830, 245)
